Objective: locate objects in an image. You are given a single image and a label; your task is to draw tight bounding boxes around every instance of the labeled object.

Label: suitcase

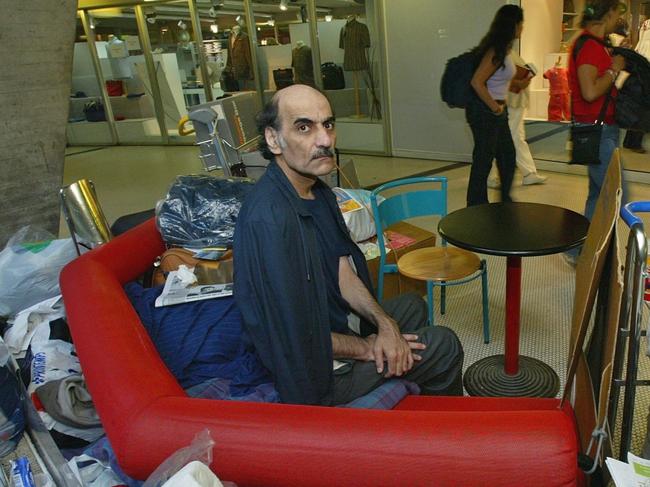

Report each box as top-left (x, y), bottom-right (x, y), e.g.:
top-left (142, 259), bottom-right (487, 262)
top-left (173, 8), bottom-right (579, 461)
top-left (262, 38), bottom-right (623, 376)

top-left (273, 68), bottom-right (294, 89)
top-left (321, 62), bottom-right (345, 90)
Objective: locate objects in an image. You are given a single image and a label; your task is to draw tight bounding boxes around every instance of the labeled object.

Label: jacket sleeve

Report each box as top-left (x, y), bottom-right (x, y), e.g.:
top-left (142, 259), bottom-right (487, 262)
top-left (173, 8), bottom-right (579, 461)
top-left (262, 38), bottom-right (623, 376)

top-left (233, 212), bottom-right (333, 405)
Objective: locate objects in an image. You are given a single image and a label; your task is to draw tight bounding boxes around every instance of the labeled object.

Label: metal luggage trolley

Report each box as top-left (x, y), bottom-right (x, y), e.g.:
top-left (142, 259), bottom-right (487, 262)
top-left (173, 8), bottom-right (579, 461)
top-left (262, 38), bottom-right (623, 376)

top-left (187, 92), bottom-right (267, 179)
top-left (609, 201), bottom-right (650, 459)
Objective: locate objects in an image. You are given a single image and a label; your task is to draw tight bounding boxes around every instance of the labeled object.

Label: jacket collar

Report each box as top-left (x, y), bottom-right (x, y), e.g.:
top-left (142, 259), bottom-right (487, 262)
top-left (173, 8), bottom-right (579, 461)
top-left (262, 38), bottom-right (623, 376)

top-left (265, 159), bottom-right (330, 216)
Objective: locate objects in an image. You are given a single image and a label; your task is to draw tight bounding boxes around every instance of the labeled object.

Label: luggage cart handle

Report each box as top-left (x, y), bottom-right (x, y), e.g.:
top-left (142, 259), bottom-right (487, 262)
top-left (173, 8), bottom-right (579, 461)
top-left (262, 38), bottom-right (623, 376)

top-left (621, 202), bottom-right (650, 227)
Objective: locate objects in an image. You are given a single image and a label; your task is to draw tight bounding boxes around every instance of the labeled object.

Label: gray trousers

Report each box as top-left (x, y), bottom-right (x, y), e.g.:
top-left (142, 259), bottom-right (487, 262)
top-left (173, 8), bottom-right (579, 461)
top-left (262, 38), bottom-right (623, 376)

top-left (332, 293), bottom-right (464, 405)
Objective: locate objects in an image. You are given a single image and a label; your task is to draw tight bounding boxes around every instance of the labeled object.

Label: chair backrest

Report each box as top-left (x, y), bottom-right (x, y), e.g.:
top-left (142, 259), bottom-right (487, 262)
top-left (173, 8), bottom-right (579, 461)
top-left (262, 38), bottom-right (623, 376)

top-left (370, 176), bottom-right (447, 253)
top-left (59, 178), bottom-right (112, 255)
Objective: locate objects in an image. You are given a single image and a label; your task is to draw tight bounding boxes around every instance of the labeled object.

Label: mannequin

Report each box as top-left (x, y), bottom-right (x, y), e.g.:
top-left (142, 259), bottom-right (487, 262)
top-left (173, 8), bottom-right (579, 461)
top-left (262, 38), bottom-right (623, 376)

top-left (106, 34), bottom-right (130, 80)
top-left (339, 15), bottom-right (370, 117)
top-left (224, 24), bottom-right (253, 91)
top-left (292, 40), bottom-right (314, 86)
top-left (543, 56), bottom-right (570, 121)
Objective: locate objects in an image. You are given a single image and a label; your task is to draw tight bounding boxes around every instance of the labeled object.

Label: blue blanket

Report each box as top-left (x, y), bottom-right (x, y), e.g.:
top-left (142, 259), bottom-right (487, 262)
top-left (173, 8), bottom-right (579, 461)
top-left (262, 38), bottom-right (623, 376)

top-left (125, 282), bottom-right (272, 394)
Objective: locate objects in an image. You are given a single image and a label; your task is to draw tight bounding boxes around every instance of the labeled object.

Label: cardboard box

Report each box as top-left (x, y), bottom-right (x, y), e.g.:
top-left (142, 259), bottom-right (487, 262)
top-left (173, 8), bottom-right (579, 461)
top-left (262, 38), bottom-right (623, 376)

top-left (364, 221), bottom-right (437, 301)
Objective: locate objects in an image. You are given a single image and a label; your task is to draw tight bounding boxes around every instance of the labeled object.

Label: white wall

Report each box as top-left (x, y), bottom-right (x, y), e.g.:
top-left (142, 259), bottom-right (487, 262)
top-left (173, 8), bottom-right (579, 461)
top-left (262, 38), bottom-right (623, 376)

top-left (383, 0), bottom-right (507, 161)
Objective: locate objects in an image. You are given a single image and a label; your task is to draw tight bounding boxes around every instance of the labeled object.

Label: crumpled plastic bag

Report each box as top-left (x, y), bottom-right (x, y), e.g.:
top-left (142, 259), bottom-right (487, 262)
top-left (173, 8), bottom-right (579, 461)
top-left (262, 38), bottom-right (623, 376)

top-left (0, 226), bottom-right (77, 318)
top-left (333, 188), bottom-right (383, 243)
top-left (156, 176), bottom-right (255, 249)
top-left (143, 429), bottom-right (217, 487)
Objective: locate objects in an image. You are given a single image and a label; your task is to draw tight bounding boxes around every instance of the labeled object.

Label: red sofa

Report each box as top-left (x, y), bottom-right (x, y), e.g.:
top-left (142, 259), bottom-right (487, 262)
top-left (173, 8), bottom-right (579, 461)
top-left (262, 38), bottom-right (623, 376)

top-left (60, 219), bottom-right (585, 486)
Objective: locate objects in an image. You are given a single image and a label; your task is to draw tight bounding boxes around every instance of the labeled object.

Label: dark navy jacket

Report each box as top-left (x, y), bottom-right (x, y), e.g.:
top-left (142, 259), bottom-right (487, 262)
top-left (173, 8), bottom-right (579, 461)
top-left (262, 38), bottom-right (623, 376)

top-left (233, 160), bottom-right (374, 405)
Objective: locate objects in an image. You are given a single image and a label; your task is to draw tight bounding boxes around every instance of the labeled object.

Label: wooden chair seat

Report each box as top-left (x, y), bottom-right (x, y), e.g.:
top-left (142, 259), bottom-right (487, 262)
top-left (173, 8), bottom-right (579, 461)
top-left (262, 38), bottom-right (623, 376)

top-left (397, 246), bottom-right (481, 282)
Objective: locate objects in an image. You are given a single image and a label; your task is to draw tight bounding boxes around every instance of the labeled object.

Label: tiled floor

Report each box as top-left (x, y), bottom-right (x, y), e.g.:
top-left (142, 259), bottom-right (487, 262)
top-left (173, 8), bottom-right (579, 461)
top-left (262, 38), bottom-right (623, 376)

top-left (63, 144), bottom-right (650, 461)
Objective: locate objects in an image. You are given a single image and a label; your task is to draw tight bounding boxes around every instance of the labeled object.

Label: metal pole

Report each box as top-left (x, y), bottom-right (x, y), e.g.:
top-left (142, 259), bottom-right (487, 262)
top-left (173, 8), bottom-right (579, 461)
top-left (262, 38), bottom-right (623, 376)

top-left (306, 0), bottom-right (323, 90)
top-left (188, 0), bottom-right (213, 102)
top-left (78, 10), bottom-right (118, 145)
top-left (243, 0), bottom-right (264, 107)
top-left (135, 5), bottom-right (169, 143)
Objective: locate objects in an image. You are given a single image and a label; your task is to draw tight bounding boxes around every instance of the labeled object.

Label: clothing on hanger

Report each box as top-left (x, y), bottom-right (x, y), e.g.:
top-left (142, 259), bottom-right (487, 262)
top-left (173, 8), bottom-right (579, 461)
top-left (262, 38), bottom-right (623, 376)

top-left (339, 18), bottom-right (370, 71)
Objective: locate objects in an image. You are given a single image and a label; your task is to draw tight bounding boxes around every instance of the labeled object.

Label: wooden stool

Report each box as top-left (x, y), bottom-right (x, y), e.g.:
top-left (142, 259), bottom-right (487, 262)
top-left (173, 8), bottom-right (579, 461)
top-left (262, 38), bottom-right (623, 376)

top-left (397, 246), bottom-right (490, 342)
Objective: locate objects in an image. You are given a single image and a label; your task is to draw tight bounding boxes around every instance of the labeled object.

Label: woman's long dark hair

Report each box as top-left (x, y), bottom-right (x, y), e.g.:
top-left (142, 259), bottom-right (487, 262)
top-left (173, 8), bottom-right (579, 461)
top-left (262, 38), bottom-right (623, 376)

top-left (475, 5), bottom-right (524, 68)
top-left (580, 0), bottom-right (620, 27)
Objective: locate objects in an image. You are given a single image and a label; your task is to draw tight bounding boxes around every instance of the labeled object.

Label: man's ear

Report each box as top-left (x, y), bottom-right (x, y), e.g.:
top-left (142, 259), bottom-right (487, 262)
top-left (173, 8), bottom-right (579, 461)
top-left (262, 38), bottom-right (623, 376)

top-left (265, 127), bottom-right (282, 155)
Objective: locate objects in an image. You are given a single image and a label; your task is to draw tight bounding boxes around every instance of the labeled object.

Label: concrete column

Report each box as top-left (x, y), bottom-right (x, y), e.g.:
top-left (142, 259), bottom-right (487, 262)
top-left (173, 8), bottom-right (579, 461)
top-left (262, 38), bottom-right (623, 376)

top-left (0, 0), bottom-right (77, 246)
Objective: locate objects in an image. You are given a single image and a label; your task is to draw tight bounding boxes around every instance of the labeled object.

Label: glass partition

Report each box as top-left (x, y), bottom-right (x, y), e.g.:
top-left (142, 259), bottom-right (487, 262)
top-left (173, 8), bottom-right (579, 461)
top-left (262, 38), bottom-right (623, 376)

top-left (316, 0), bottom-right (387, 153)
top-left (68, 13), bottom-right (114, 145)
top-left (249, 0), bottom-right (300, 104)
top-left (85, 7), bottom-right (164, 144)
top-left (71, 0), bottom-right (389, 154)
top-left (521, 0), bottom-right (648, 173)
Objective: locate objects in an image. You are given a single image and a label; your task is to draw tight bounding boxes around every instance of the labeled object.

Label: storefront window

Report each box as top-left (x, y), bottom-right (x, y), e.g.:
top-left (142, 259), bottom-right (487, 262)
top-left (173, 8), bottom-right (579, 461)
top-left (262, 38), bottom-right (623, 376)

top-left (68, 13), bottom-right (114, 145)
top-left (316, 0), bottom-right (387, 153)
top-left (250, 0), bottom-right (302, 103)
top-left (81, 7), bottom-right (164, 144)
top-left (522, 0), bottom-right (647, 173)
top-left (69, 0), bottom-right (389, 155)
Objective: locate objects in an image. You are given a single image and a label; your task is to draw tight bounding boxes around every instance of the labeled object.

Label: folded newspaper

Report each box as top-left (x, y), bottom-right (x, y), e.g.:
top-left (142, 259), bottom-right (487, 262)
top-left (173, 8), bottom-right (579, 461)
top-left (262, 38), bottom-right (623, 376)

top-left (155, 270), bottom-right (233, 307)
top-left (607, 452), bottom-right (650, 486)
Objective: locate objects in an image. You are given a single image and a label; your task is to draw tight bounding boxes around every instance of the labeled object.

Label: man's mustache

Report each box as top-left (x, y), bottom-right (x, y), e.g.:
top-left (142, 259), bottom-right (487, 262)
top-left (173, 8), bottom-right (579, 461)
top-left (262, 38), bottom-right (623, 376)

top-left (311, 148), bottom-right (334, 160)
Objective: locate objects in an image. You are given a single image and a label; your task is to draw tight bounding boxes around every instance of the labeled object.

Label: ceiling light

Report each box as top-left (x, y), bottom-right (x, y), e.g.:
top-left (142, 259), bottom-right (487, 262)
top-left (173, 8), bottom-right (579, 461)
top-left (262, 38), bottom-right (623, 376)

top-left (236, 15), bottom-right (241, 22)
top-left (279, 0), bottom-right (288, 11)
top-left (268, 19), bottom-right (275, 26)
top-left (210, 23), bottom-right (219, 33)
top-left (325, 14), bottom-right (333, 22)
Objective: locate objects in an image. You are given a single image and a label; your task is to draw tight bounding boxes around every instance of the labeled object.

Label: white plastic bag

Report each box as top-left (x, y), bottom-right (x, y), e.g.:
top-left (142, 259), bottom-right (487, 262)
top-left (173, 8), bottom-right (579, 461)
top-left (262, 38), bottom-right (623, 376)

top-left (143, 430), bottom-right (215, 487)
top-left (162, 461), bottom-right (222, 487)
top-left (333, 188), bottom-right (382, 243)
top-left (0, 226), bottom-right (77, 318)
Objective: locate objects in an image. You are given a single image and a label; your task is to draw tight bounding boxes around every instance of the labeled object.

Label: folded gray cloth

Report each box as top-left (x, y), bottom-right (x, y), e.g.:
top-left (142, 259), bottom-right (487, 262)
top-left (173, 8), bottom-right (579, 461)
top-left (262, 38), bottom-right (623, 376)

top-left (35, 375), bottom-right (101, 428)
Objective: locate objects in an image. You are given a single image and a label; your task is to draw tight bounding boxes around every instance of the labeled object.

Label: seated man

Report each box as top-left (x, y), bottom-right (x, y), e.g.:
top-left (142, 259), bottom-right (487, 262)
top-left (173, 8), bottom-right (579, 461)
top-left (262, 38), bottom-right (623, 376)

top-left (233, 84), bottom-right (463, 406)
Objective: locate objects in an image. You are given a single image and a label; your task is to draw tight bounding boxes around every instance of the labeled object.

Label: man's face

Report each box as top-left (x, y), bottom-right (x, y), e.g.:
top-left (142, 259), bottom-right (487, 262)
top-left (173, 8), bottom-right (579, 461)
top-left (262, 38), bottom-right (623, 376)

top-left (266, 86), bottom-right (336, 180)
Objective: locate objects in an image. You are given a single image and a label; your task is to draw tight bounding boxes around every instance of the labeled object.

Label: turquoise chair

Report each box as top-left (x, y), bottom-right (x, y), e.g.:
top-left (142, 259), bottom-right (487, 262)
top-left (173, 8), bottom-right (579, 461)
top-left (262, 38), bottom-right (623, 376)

top-left (370, 176), bottom-right (490, 343)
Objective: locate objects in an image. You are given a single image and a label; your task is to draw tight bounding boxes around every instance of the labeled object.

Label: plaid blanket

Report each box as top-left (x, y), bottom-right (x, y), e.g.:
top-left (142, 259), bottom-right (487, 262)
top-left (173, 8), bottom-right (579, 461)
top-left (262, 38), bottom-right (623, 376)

top-left (186, 377), bottom-right (419, 410)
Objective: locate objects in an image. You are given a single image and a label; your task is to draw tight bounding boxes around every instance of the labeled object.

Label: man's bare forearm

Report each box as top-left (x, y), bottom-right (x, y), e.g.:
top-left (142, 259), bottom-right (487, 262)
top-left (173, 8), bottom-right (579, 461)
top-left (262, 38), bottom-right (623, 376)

top-left (338, 257), bottom-right (394, 331)
top-left (331, 332), bottom-right (372, 360)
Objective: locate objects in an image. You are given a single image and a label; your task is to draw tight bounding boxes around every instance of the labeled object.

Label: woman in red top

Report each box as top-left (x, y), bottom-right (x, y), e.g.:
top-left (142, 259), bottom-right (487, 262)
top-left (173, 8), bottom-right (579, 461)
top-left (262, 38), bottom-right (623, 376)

top-left (569, 0), bottom-right (627, 228)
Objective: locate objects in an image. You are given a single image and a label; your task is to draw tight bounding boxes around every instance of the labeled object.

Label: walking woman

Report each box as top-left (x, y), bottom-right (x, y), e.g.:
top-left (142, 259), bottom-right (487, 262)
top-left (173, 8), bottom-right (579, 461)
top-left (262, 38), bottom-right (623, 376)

top-left (569, 0), bottom-right (627, 223)
top-left (465, 5), bottom-right (523, 206)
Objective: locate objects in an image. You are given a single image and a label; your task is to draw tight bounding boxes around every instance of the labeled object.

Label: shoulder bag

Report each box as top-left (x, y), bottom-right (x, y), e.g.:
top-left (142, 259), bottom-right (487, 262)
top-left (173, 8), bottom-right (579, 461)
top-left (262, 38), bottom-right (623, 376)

top-left (569, 89), bottom-right (613, 165)
top-left (569, 33), bottom-right (615, 165)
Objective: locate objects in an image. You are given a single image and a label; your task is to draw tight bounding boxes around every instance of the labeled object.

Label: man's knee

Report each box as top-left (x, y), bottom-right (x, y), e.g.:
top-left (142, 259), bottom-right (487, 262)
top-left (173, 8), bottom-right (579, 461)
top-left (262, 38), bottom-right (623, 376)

top-left (418, 325), bottom-right (463, 366)
top-left (383, 292), bottom-right (428, 331)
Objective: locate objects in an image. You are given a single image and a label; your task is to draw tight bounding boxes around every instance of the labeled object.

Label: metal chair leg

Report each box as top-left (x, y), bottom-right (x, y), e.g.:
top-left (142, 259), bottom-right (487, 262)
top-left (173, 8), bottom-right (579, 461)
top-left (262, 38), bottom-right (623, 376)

top-left (427, 281), bottom-right (435, 326)
top-left (377, 268), bottom-right (385, 304)
top-left (481, 260), bottom-right (490, 344)
top-left (441, 283), bottom-right (446, 315)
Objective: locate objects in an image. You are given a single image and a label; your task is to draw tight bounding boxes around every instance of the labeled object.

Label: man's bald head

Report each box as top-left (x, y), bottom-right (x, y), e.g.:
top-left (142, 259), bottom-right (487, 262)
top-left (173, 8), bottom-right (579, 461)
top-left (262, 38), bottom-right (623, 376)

top-left (256, 84), bottom-right (331, 161)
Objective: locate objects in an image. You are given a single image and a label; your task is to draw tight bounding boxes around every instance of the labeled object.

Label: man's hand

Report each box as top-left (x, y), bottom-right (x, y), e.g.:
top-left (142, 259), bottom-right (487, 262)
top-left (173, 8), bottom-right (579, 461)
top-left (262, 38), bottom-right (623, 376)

top-left (373, 318), bottom-right (425, 377)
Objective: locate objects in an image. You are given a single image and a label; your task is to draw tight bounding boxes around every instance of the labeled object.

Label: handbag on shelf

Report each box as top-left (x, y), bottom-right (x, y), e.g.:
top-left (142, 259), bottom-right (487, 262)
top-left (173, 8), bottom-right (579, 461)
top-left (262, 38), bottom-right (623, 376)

top-left (569, 88), bottom-right (613, 165)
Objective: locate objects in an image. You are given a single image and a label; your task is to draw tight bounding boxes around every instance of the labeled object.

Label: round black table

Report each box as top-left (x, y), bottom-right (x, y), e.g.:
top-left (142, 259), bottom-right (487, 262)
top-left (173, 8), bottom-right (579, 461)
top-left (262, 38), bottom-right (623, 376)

top-left (438, 202), bottom-right (589, 397)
